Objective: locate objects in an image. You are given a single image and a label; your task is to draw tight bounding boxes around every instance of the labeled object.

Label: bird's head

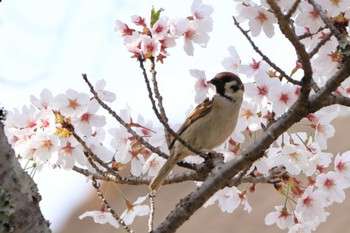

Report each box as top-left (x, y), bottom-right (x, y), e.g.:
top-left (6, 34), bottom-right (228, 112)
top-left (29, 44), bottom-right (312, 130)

top-left (209, 72), bottom-right (244, 101)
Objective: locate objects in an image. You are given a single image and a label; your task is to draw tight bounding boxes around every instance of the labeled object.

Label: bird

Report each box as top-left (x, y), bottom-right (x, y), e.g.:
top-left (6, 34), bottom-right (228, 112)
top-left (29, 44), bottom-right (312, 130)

top-left (149, 72), bottom-right (244, 192)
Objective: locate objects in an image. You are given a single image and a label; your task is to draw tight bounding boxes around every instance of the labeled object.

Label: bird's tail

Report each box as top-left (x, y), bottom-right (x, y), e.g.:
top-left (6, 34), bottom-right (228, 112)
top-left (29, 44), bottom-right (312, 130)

top-left (149, 153), bottom-right (178, 192)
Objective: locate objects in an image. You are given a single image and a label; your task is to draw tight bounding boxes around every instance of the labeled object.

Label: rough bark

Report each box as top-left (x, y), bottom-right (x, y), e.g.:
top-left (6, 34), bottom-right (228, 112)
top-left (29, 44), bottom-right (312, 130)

top-left (0, 123), bottom-right (51, 233)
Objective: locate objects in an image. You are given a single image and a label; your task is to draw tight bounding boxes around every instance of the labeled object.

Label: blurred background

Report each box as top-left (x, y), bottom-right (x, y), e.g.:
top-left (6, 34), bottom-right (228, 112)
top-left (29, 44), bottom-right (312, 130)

top-left (1, 0), bottom-right (349, 232)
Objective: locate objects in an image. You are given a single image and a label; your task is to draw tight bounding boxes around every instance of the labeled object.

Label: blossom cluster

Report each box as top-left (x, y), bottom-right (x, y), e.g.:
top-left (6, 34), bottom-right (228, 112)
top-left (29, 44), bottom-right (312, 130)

top-left (4, 0), bottom-right (350, 231)
top-left (114, 0), bottom-right (213, 59)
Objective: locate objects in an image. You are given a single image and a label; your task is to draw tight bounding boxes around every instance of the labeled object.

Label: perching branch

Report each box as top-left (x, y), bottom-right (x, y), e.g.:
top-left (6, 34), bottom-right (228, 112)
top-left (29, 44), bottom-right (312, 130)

top-left (153, 4), bottom-right (350, 232)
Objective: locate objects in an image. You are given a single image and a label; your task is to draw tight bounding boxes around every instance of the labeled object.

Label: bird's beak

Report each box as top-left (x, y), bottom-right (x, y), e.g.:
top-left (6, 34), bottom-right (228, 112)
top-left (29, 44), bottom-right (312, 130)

top-left (209, 77), bottom-right (219, 86)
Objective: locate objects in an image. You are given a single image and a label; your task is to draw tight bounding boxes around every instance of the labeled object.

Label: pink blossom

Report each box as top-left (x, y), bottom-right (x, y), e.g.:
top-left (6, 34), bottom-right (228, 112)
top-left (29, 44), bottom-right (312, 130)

top-left (238, 59), bottom-right (269, 78)
top-left (295, 2), bottom-right (325, 33)
top-left (308, 106), bottom-right (338, 150)
top-left (54, 89), bottom-right (90, 117)
top-left (74, 99), bottom-right (106, 136)
top-left (189, 69), bottom-right (212, 103)
top-left (245, 72), bottom-right (280, 106)
top-left (121, 195), bottom-right (150, 225)
top-left (269, 144), bottom-right (312, 176)
top-left (316, 171), bottom-right (346, 205)
top-left (265, 206), bottom-right (294, 230)
top-left (318, 0), bottom-right (350, 17)
top-left (142, 153), bottom-right (167, 176)
top-left (183, 20), bottom-right (211, 56)
top-left (334, 152), bottom-right (350, 186)
top-left (131, 15), bottom-right (146, 27)
top-left (191, 0), bottom-right (214, 20)
top-left (95, 79), bottom-right (117, 103)
top-left (222, 46), bottom-right (241, 73)
top-left (114, 20), bottom-right (135, 36)
top-left (239, 5), bottom-right (277, 38)
top-left (204, 187), bottom-right (241, 213)
top-left (79, 210), bottom-right (119, 229)
top-left (151, 16), bottom-right (169, 39)
top-left (295, 186), bottom-right (329, 223)
top-left (169, 18), bottom-right (189, 37)
top-left (140, 36), bottom-right (161, 58)
top-left (268, 83), bottom-right (297, 116)
top-left (30, 88), bottom-right (54, 111)
top-left (57, 137), bottom-right (86, 170)
top-left (31, 131), bottom-right (58, 163)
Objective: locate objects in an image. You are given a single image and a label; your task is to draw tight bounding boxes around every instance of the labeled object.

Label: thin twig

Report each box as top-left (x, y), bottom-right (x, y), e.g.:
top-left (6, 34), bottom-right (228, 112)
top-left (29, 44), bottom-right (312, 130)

top-left (307, 0), bottom-right (343, 42)
top-left (285, 0), bottom-right (301, 19)
top-left (297, 26), bottom-right (326, 40)
top-left (309, 32), bottom-right (333, 58)
top-left (91, 178), bottom-right (135, 233)
top-left (137, 61), bottom-right (208, 159)
top-left (232, 16), bottom-right (301, 85)
top-left (82, 73), bottom-right (169, 160)
top-left (150, 57), bottom-right (172, 146)
top-left (72, 131), bottom-right (112, 176)
top-left (266, 0), bottom-right (313, 101)
top-left (148, 192), bottom-right (156, 232)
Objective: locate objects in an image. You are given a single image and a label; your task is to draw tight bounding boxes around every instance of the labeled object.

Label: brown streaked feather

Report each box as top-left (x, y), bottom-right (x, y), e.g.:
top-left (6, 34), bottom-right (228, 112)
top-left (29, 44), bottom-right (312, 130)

top-left (169, 98), bottom-right (213, 149)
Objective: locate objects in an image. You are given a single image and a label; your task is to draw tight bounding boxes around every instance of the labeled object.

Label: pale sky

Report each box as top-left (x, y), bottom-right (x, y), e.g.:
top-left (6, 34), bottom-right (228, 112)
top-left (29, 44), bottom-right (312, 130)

top-left (0, 0), bottom-right (294, 231)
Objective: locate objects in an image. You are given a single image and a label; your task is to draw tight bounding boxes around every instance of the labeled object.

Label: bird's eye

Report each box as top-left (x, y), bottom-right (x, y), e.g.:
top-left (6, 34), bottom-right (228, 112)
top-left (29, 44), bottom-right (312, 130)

top-left (231, 85), bottom-right (240, 92)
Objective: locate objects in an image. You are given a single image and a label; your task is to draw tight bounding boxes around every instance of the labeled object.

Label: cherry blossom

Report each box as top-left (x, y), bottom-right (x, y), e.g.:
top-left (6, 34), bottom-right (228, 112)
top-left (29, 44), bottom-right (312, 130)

top-left (295, 186), bottom-right (329, 224)
top-left (295, 2), bottom-right (325, 34)
top-left (265, 205), bottom-right (294, 230)
top-left (121, 195), bottom-right (150, 225)
top-left (140, 36), bottom-right (161, 59)
top-left (334, 152), bottom-right (350, 184)
top-left (95, 79), bottom-right (117, 103)
top-left (238, 5), bottom-right (277, 38)
top-left (190, 69), bottom-right (212, 103)
top-left (316, 171), bottom-right (346, 205)
top-left (131, 15), bottom-right (147, 27)
top-left (79, 210), bottom-right (119, 229)
top-left (114, 20), bottom-right (134, 36)
top-left (30, 130), bottom-right (59, 164)
top-left (183, 20), bottom-right (211, 56)
top-left (222, 46), bottom-right (241, 73)
top-left (73, 99), bottom-right (106, 136)
top-left (151, 16), bottom-right (169, 39)
top-left (30, 88), bottom-right (54, 111)
top-left (56, 137), bottom-right (86, 170)
top-left (109, 126), bottom-right (131, 164)
top-left (191, 0), bottom-right (213, 20)
top-left (203, 187), bottom-right (241, 213)
top-left (307, 106), bottom-right (338, 150)
top-left (268, 144), bottom-right (313, 176)
top-left (169, 18), bottom-right (189, 37)
top-left (238, 59), bottom-right (269, 79)
top-left (318, 0), bottom-right (350, 18)
top-left (142, 153), bottom-right (167, 176)
top-left (244, 72), bottom-right (280, 107)
top-left (54, 89), bottom-right (90, 117)
top-left (268, 83), bottom-right (297, 116)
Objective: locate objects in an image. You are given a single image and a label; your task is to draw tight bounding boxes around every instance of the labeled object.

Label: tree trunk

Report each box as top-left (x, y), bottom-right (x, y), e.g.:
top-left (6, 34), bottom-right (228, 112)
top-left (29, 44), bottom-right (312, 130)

top-left (0, 123), bottom-right (51, 233)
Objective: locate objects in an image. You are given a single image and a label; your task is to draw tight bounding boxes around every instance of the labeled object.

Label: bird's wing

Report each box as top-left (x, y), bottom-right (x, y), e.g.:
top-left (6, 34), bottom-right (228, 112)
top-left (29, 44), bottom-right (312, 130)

top-left (169, 98), bottom-right (213, 149)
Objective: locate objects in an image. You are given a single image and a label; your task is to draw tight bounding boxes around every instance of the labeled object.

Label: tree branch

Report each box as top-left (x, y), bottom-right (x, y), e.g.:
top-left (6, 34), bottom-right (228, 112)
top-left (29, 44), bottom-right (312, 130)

top-left (266, 0), bottom-right (313, 100)
top-left (232, 16), bottom-right (300, 85)
top-left (82, 73), bottom-right (169, 160)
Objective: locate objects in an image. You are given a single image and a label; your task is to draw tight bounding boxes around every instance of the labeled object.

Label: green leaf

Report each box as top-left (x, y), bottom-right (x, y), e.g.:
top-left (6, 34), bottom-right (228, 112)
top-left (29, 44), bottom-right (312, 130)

top-left (150, 6), bottom-right (164, 28)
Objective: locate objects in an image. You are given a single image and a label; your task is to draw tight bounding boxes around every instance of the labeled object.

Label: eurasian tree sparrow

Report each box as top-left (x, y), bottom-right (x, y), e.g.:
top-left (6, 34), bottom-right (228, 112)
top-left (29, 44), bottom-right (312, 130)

top-left (149, 72), bottom-right (244, 192)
